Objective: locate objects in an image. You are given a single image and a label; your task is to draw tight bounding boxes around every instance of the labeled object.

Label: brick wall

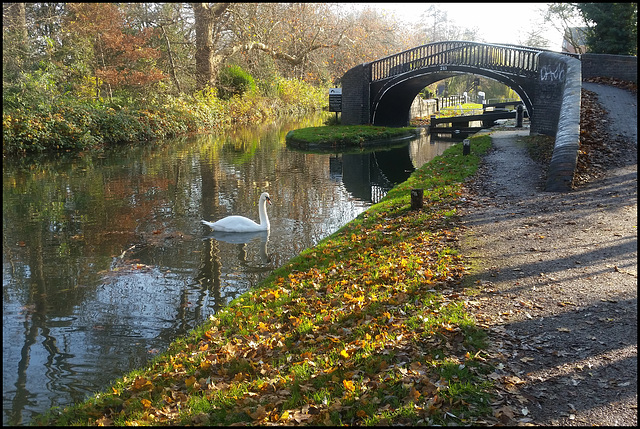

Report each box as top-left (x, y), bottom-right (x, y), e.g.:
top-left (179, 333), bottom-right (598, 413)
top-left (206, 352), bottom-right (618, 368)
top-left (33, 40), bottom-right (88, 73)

top-left (341, 64), bottom-right (371, 125)
top-left (531, 53), bottom-right (569, 136)
top-left (581, 53), bottom-right (637, 83)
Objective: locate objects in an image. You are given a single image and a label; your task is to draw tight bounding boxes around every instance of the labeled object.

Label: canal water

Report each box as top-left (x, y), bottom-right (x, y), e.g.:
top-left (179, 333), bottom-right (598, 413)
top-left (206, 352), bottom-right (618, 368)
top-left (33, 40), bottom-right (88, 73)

top-left (2, 114), bottom-right (458, 425)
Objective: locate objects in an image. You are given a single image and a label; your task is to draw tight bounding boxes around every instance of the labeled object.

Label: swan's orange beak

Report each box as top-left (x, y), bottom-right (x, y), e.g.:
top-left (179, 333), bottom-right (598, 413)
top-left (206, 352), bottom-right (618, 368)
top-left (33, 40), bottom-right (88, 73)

top-left (266, 196), bottom-right (272, 205)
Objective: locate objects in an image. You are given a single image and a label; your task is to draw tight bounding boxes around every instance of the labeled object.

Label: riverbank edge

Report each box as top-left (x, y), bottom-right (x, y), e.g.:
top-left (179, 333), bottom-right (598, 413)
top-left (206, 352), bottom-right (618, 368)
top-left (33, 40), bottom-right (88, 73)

top-left (287, 138), bottom-right (413, 155)
top-left (35, 133), bottom-right (498, 426)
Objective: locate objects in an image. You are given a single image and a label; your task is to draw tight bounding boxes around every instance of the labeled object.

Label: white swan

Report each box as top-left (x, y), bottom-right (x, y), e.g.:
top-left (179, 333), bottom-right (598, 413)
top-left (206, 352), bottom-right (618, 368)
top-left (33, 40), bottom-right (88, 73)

top-left (201, 192), bottom-right (271, 232)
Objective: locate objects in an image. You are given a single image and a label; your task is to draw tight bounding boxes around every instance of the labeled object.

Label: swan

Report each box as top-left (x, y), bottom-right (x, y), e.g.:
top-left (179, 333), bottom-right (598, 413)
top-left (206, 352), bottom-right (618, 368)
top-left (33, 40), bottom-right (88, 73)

top-left (201, 192), bottom-right (271, 232)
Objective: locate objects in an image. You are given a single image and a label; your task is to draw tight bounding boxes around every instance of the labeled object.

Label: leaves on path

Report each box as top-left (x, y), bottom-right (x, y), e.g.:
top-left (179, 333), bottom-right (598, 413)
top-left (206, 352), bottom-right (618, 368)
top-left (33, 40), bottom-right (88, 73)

top-left (574, 82), bottom-right (636, 186)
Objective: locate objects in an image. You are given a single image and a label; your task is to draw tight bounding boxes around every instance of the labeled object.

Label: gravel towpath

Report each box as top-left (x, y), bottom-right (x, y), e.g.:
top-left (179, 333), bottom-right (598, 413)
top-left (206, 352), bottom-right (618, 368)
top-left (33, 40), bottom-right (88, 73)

top-left (459, 84), bottom-right (637, 426)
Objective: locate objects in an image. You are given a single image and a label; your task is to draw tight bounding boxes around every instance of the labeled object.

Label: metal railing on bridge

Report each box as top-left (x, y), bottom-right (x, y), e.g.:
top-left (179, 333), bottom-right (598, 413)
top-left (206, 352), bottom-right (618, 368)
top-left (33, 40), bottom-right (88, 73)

top-left (370, 41), bottom-right (547, 82)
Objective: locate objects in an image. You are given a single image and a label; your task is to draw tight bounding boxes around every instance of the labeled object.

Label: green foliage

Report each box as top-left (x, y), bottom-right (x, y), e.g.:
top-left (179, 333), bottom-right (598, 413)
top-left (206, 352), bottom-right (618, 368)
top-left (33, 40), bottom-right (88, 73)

top-left (3, 64), bottom-right (64, 111)
top-left (576, 2), bottom-right (638, 55)
top-left (3, 105), bottom-right (98, 153)
top-left (275, 78), bottom-right (327, 114)
top-left (3, 97), bottom-right (190, 155)
top-left (438, 103), bottom-right (483, 119)
top-left (324, 113), bottom-right (341, 126)
top-left (3, 75), bottom-right (327, 156)
top-left (237, 52), bottom-right (281, 98)
top-left (217, 64), bottom-right (257, 100)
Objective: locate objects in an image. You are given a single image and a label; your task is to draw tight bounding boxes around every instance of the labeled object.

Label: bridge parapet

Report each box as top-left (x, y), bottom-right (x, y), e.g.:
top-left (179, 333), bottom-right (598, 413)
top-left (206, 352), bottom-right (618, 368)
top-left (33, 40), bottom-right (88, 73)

top-left (370, 41), bottom-right (543, 82)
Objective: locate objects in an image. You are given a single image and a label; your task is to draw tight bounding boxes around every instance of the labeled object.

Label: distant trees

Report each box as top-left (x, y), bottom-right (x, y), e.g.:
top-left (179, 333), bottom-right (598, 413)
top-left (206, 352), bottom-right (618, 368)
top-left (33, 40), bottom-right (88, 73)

top-left (3, 3), bottom-right (28, 80)
top-left (416, 5), bottom-right (480, 44)
top-left (545, 3), bottom-right (585, 53)
top-left (206, 3), bottom-right (356, 88)
top-left (334, 6), bottom-right (410, 73)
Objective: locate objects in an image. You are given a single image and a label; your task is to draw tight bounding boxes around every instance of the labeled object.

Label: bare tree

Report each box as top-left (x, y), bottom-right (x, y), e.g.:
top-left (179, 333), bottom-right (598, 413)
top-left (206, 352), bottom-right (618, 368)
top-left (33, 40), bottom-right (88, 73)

top-left (545, 3), bottom-right (586, 53)
top-left (3, 2), bottom-right (29, 79)
top-left (192, 3), bottom-right (358, 88)
top-left (519, 26), bottom-right (551, 49)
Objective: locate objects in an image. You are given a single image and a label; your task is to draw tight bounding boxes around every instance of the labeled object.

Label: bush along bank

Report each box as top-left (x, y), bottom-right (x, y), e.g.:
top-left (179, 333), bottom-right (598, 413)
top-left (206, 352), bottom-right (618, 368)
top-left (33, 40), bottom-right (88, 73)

top-left (35, 135), bottom-right (495, 426)
top-left (2, 78), bottom-right (327, 157)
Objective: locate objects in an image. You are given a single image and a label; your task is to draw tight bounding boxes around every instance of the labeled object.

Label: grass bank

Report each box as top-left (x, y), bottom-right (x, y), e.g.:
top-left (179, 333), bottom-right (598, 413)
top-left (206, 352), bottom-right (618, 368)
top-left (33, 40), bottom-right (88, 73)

top-left (35, 135), bottom-right (494, 426)
top-left (411, 102), bottom-right (483, 126)
top-left (285, 125), bottom-right (417, 150)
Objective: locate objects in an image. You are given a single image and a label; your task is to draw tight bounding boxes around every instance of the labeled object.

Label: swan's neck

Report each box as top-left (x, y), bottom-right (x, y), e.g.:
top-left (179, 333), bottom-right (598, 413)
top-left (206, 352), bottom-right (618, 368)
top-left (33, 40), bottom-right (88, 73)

top-left (258, 199), bottom-right (270, 229)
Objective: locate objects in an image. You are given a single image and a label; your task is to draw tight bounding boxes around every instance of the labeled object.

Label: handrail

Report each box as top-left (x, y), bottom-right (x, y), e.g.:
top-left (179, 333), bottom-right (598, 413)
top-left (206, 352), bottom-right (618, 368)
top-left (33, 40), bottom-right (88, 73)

top-left (369, 41), bottom-right (553, 82)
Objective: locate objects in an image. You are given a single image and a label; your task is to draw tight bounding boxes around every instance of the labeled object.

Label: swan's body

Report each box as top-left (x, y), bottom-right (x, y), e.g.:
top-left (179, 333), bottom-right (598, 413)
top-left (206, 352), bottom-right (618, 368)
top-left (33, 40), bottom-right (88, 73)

top-left (201, 192), bottom-right (271, 232)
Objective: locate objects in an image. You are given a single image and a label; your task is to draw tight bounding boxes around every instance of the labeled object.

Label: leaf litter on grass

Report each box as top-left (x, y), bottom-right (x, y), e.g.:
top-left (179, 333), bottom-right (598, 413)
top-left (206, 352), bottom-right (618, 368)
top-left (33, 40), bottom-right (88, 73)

top-left (36, 136), bottom-right (501, 426)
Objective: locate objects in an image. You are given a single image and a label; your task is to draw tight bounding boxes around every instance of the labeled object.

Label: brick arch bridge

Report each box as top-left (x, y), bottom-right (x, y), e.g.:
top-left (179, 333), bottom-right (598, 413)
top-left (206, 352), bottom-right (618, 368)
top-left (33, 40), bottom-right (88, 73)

top-left (340, 41), bottom-right (583, 191)
top-left (342, 41), bottom-right (579, 135)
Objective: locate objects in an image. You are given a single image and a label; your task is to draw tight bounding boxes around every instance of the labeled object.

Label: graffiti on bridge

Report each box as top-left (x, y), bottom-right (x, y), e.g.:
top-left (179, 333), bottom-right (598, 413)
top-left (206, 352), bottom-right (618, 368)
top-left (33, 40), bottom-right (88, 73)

top-left (540, 63), bottom-right (565, 82)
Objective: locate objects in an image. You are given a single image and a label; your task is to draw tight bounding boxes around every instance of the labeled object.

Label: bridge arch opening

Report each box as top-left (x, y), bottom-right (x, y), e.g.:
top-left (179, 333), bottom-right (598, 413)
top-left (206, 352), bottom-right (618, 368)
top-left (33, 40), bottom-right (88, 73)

top-left (370, 66), bottom-right (532, 127)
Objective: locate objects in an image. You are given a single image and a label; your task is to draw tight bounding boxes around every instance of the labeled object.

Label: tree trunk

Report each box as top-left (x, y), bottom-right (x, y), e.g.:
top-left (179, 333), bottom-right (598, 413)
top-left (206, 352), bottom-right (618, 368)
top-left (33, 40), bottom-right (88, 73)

top-left (192, 3), bottom-right (230, 91)
top-left (95, 33), bottom-right (112, 101)
top-left (159, 24), bottom-right (183, 93)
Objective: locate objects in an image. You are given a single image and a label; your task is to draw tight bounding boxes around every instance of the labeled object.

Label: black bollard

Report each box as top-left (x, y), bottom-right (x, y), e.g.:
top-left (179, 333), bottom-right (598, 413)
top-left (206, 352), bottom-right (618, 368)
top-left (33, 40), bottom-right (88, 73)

top-left (411, 189), bottom-right (423, 210)
top-left (516, 104), bottom-right (523, 128)
top-left (463, 139), bottom-right (470, 156)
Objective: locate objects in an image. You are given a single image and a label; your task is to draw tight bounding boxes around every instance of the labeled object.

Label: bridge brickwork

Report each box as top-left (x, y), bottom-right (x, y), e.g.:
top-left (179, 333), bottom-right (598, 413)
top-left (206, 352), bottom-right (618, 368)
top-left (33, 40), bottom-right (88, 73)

top-left (540, 52), bottom-right (582, 191)
top-left (533, 52), bottom-right (572, 136)
top-left (341, 63), bottom-right (371, 126)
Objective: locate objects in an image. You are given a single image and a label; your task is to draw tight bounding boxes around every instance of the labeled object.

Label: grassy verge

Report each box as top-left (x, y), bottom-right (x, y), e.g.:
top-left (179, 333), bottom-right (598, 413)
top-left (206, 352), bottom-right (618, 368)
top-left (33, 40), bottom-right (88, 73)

top-left (438, 103), bottom-right (484, 118)
top-left (35, 135), bottom-right (494, 426)
top-left (285, 125), bottom-right (417, 150)
top-left (411, 103), bottom-right (484, 126)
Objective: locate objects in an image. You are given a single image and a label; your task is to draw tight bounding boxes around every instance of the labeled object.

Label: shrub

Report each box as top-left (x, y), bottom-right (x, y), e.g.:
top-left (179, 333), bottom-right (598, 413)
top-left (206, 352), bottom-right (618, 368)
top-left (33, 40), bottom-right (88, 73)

top-left (3, 73), bottom-right (328, 156)
top-left (217, 65), bottom-right (256, 100)
top-left (276, 78), bottom-right (327, 113)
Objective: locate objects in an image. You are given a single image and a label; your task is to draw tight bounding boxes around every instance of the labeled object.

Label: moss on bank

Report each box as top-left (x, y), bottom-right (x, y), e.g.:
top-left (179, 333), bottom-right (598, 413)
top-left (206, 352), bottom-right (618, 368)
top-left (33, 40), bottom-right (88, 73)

top-left (35, 135), bottom-right (495, 426)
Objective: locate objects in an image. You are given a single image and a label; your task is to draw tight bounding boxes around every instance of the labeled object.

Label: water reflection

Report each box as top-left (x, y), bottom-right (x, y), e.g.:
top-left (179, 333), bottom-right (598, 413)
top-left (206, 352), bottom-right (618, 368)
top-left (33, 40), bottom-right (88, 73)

top-left (294, 131), bottom-right (457, 204)
top-left (2, 116), bottom-right (457, 425)
top-left (341, 145), bottom-right (414, 203)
